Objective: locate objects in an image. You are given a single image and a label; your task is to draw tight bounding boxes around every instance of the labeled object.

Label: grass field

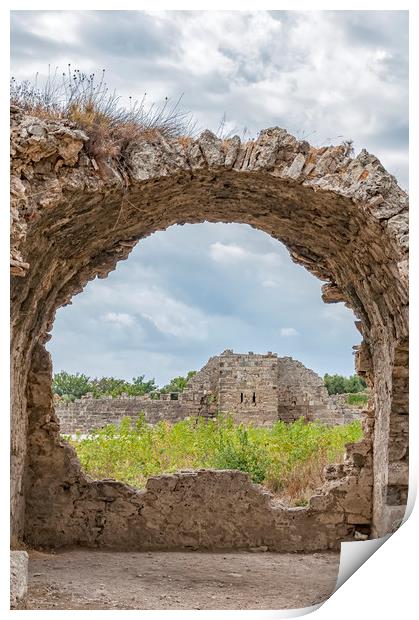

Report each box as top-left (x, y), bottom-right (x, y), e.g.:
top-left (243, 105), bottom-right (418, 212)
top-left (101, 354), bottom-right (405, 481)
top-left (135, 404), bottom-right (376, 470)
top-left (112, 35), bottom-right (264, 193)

top-left (67, 415), bottom-right (363, 506)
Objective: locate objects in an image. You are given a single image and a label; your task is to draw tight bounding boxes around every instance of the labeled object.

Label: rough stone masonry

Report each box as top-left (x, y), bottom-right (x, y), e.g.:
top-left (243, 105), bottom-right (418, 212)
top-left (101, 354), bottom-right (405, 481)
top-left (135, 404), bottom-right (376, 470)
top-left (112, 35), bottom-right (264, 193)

top-left (10, 107), bottom-right (408, 552)
top-left (57, 350), bottom-right (364, 434)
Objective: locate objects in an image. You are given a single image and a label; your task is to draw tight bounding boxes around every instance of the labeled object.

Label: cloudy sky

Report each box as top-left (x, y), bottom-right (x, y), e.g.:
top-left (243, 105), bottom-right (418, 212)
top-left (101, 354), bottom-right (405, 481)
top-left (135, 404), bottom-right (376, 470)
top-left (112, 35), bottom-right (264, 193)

top-left (10, 10), bottom-right (408, 385)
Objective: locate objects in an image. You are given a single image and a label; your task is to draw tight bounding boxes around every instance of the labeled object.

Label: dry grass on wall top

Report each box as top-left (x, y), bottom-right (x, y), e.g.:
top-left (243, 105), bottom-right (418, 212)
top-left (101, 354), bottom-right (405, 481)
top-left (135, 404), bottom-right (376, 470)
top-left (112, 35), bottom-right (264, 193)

top-left (10, 67), bottom-right (198, 161)
top-left (66, 415), bottom-right (363, 507)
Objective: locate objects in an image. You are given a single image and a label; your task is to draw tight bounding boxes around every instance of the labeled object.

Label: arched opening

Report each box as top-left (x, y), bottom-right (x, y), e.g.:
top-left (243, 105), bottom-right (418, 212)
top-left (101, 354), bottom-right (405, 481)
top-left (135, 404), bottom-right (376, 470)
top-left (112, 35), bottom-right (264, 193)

top-left (48, 221), bottom-right (364, 508)
top-left (10, 110), bottom-right (408, 550)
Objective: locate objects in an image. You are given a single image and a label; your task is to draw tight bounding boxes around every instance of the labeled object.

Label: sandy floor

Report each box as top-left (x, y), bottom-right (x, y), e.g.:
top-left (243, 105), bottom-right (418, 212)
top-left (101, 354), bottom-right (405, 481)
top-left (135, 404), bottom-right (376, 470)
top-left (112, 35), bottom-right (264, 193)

top-left (24, 548), bottom-right (340, 610)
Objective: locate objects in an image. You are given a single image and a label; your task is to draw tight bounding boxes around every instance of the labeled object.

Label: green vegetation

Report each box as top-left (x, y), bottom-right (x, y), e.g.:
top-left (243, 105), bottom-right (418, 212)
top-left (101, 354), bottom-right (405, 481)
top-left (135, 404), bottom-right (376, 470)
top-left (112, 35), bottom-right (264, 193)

top-left (346, 392), bottom-right (369, 407)
top-left (52, 371), bottom-right (158, 402)
top-left (54, 369), bottom-right (369, 403)
top-left (323, 373), bottom-right (367, 395)
top-left (52, 370), bottom-right (198, 402)
top-left (67, 415), bottom-right (363, 506)
top-left (52, 371), bottom-right (92, 401)
top-left (89, 376), bottom-right (158, 399)
top-left (159, 370), bottom-right (197, 394)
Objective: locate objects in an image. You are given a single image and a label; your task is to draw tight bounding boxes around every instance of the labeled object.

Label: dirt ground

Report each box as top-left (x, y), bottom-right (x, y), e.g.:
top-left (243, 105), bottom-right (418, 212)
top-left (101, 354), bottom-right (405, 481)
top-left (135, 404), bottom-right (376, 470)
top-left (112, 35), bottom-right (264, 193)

top-left (24, 548), bottom-right (340, 610)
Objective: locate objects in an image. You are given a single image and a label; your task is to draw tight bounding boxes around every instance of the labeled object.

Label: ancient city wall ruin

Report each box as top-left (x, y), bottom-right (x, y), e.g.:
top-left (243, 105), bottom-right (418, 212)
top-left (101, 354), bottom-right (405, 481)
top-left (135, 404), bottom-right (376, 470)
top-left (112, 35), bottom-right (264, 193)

top-left (56, 350), bottom-right (364, 434)
top-left (10, 107), bottom-right (408, 550)
top-left (57, 394), bottom-right (189, 434)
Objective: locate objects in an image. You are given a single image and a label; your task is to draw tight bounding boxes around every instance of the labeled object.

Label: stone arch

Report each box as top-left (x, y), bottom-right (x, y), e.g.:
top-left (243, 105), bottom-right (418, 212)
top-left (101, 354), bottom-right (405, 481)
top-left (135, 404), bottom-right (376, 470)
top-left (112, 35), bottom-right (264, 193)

top-left (10, 107), bottom-right (408, 547)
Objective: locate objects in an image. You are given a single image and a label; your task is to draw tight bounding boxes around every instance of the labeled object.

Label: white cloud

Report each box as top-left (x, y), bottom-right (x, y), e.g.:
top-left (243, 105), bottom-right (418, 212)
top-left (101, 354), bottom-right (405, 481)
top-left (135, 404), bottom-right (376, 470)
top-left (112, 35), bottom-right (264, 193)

top-left (135, 287), bottom-right (209, 340)
top-left (262, 279), bottom-right (280, 289)
top-left (209, 242), bottom-right (248, 262)
top-left (96, 282), bottom-right (209, 341)
top-left (280, 327), bottom-right (299, 337)
top-left (20, 11), bottom-right (82, 46)
top-left (102, 312), bottom-right (135, 328)
top-left (209, 242), bottom-right (282, 266)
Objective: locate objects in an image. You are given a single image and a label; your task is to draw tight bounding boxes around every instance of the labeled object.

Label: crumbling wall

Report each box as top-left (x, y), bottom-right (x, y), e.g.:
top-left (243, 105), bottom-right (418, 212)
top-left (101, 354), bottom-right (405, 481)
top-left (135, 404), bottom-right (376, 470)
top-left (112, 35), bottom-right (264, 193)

top-left (181, 355), bottom-right (221, 418)
top-left (10, 108), bottom-right (408, 545)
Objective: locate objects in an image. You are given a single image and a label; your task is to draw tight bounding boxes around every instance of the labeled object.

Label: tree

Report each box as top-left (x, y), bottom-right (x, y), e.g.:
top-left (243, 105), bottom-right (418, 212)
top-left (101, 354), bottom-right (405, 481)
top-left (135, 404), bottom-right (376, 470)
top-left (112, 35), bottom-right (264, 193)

top-left (131, 375), bottom-right (158, 394)
top-left (53, 372), bottom-right (158, 400)
top-left (52, 371), bottom-right (91, 401)
top-left (346, 374), bottom-right (367, 393)
top-left (324, 373), bottom-right (367, 395)
top-left (89, 375), bottom-right (157, 398)
top-left (160, 370), bottom-right (197, 394)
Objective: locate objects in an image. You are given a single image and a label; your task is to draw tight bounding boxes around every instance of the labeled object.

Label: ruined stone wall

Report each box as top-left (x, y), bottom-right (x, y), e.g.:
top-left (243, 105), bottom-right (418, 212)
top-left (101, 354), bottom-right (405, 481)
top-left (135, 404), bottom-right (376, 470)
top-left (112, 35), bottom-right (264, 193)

top-left (10, 108), bottom-right (408, 545)
top-left (326, 394), bottom-right (368, 425)
top-left (57, 395), bottom-right (189, 434)
top-left (184, 356), bottom-right (220, 395)
top-left (56, 351), bottom-right (364, 434)
top-left (181, 355), bottom-right (221, 418)
top-left (276, 357), bottom-right (331, 423)
top-left (218, 351), bottom-right (281, 426)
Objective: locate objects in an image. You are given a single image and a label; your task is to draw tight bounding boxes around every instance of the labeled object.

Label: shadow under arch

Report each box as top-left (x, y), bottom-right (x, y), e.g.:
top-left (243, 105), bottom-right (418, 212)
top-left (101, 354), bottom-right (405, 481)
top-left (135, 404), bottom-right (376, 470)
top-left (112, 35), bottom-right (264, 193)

top-left (10, 113), bottom-right (408, 547)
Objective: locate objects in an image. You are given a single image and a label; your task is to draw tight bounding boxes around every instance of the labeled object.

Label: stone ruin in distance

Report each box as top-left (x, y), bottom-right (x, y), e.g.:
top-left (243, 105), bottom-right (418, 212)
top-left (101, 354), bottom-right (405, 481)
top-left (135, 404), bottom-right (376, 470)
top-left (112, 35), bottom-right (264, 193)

top-left (57, 350), bottom-right (363, 434)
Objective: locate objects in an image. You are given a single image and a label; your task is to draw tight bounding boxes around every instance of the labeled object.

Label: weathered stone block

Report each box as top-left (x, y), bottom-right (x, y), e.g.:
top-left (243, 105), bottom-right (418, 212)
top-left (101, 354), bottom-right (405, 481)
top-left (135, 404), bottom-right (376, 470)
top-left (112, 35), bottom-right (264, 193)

top-left (10, 550), bottom-right (28, 609)
top-left (388, 462), bottom-right (409, 486)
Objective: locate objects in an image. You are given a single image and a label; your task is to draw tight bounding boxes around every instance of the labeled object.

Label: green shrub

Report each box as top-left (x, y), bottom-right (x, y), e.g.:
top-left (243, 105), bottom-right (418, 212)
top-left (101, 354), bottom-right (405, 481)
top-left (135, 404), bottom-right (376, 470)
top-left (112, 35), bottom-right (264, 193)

top-left (89, 375), bottom-right (158, 398)
top-left (346, 393), bottom-right (369, 407)
top-left (212, 425), bottom-right (271, 483)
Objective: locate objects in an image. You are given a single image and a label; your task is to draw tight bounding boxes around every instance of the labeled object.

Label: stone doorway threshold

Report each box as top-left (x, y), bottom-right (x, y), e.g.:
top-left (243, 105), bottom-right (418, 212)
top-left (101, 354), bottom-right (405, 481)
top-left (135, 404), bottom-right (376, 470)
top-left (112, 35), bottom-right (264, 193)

top-left (23, 548), bottom-right (340, 610)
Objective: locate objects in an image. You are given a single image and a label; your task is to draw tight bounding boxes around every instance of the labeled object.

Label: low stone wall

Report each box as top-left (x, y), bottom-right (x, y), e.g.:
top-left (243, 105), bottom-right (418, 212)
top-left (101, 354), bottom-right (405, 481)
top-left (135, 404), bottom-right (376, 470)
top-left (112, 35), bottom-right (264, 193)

top-left (57, 395), bottom-right (188, 434)
top-left (26, 458), bottom-right (372, 552)
top-left (56, 392), bottom-right (365, 434)
top-left (327, 394), bottom-right (369, 425)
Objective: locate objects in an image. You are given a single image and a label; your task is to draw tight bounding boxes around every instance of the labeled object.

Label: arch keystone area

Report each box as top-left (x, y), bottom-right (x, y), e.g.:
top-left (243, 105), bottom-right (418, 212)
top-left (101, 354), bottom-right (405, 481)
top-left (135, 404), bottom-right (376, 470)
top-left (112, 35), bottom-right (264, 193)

top-left (10, 106), bottom-right (408, 548)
